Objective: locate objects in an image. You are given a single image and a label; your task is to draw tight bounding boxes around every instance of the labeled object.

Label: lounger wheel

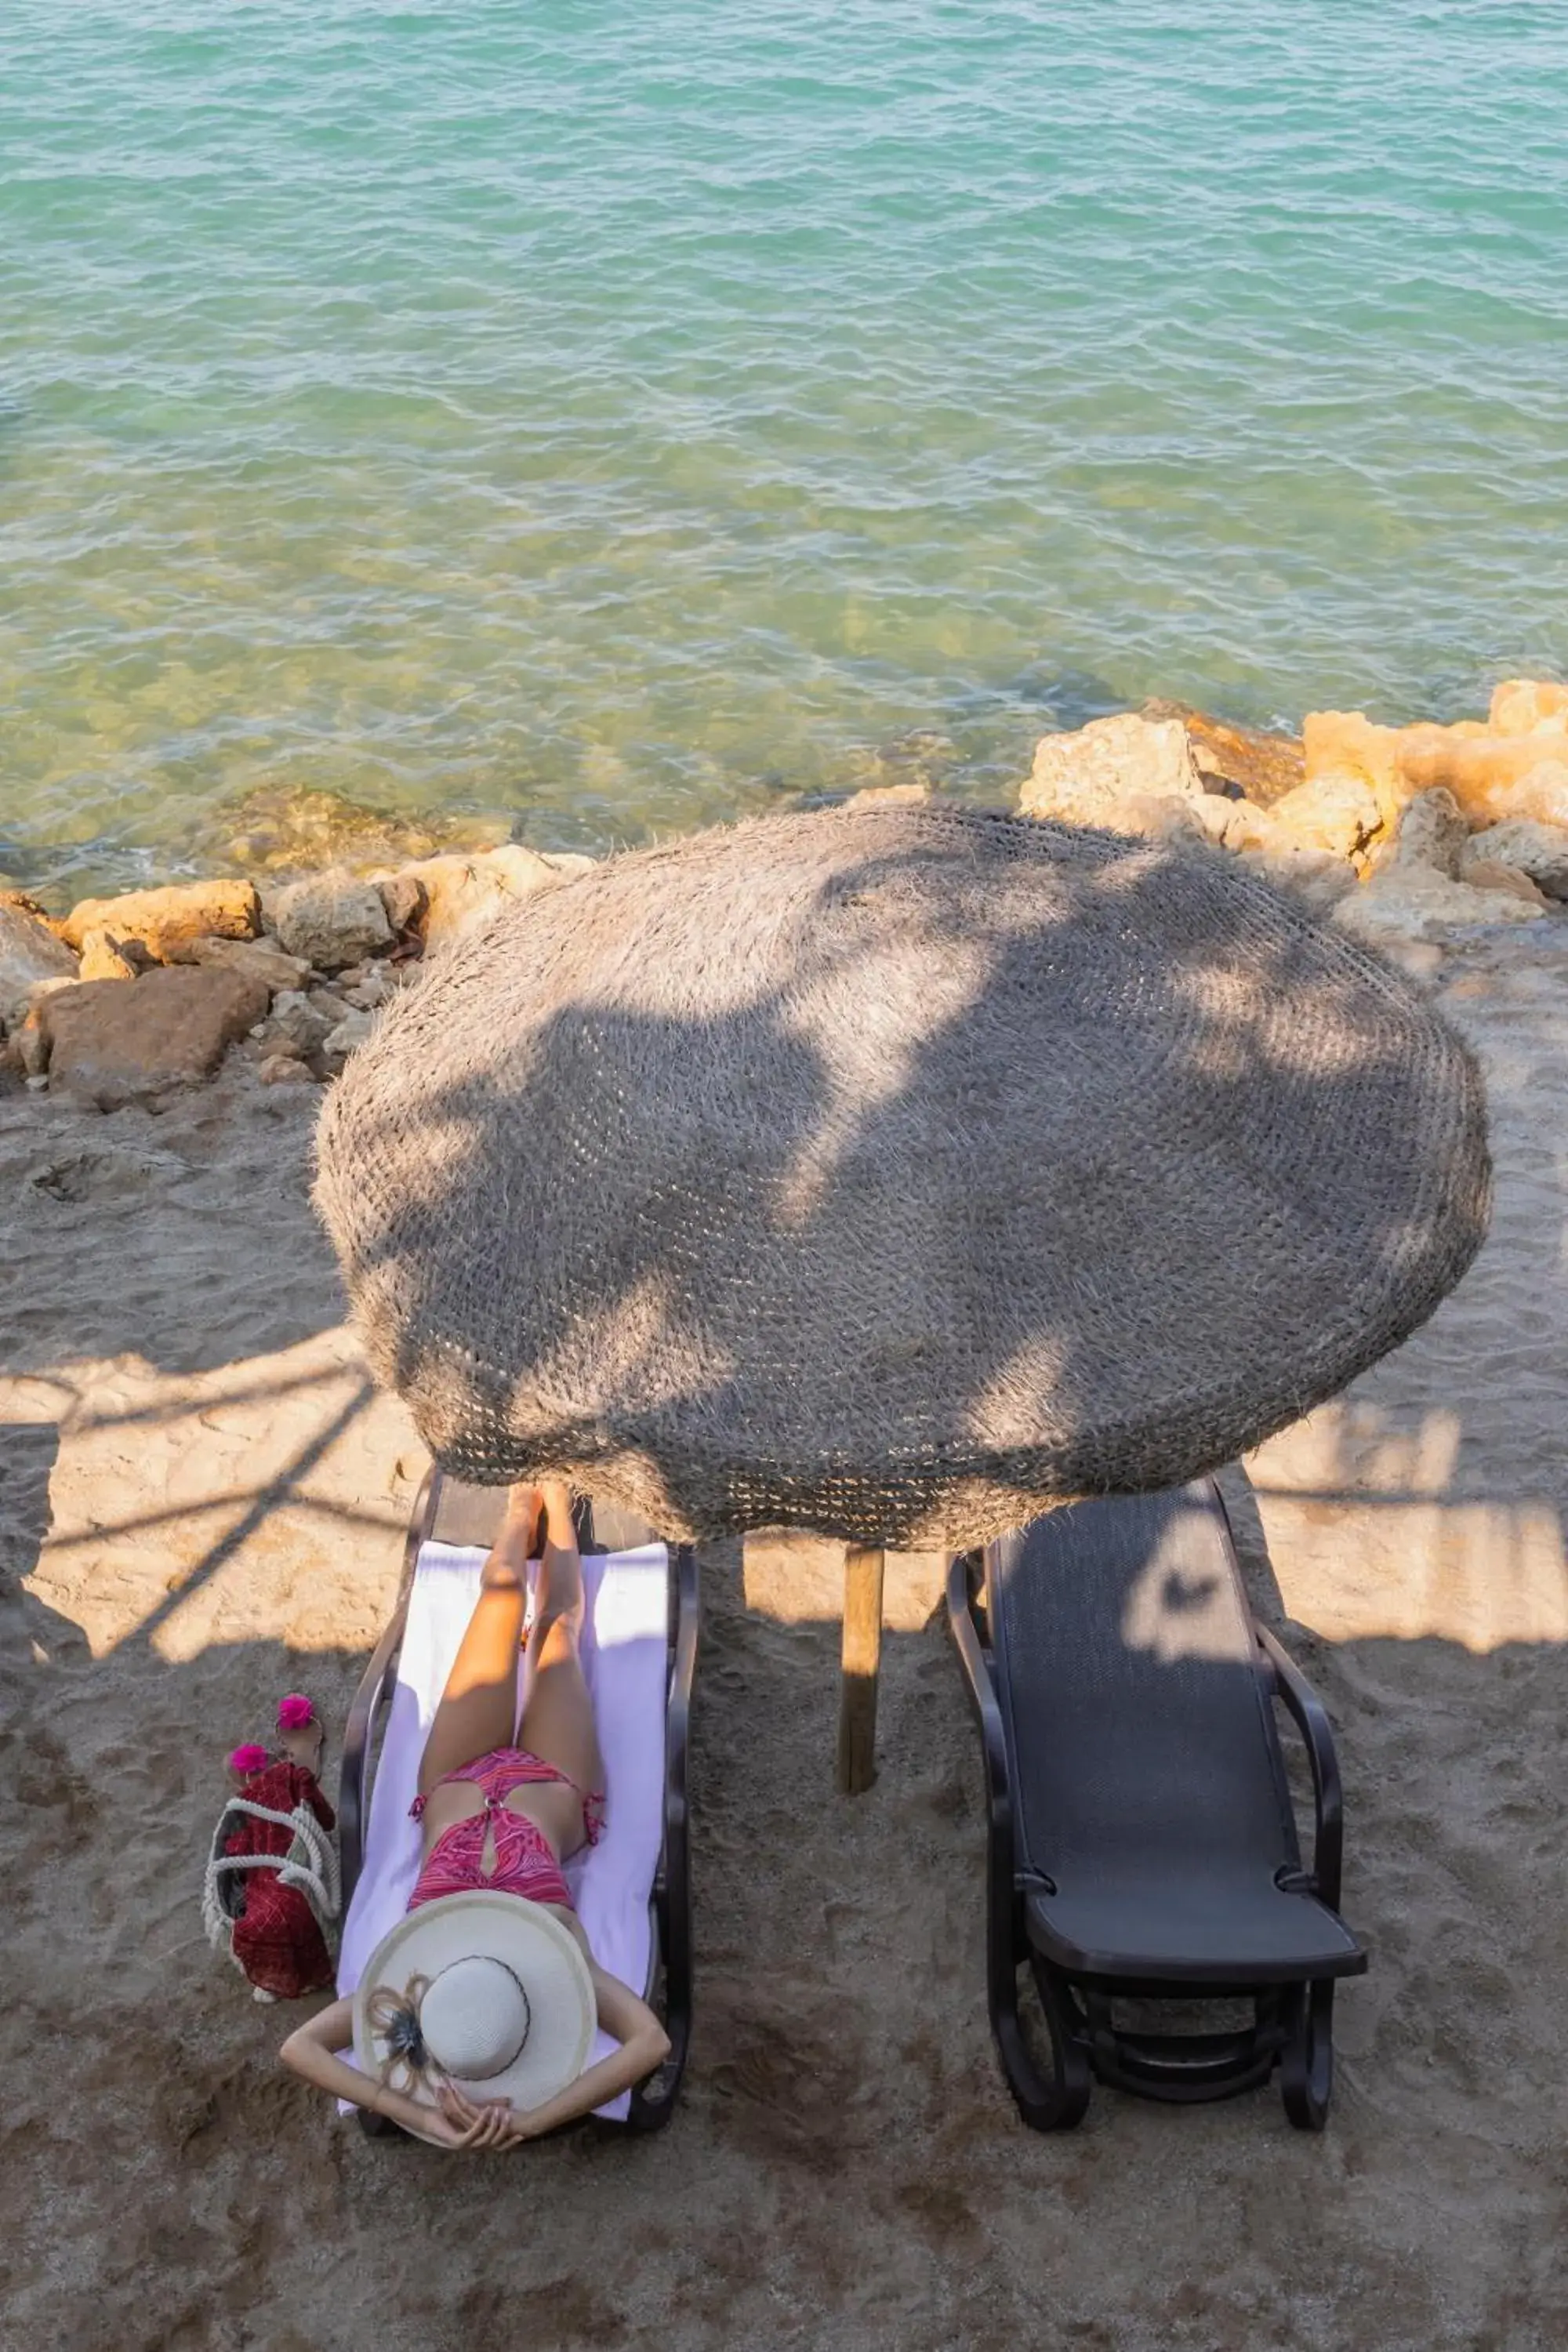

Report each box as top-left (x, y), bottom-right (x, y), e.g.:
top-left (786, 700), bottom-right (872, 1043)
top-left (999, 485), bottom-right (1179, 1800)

top-left (1279, 1980), bottom-right (1334, 2132)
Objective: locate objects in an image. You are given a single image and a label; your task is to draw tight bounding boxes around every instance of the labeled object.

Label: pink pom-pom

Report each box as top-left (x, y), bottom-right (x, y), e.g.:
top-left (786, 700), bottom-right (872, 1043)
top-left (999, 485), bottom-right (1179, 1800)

top-left (277, 1694), bottom-right (316, 1730)
top-left (228, 1744), bottom-right (270, 1777)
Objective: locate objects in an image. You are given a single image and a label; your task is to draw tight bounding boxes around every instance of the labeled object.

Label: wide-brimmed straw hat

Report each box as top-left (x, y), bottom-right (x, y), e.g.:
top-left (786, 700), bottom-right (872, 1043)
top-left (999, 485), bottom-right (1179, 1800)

top-left (316, 804), bottom-right (1490, 1547)
top-left (354, 1892), bottom-right (594, 2141)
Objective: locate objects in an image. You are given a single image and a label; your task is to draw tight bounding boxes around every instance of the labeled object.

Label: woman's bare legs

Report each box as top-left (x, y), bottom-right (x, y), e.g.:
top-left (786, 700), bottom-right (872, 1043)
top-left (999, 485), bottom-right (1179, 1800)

top-left (416, 1484), bottom-right (539, 1800)
top-left (517, 1481), bottom-right (605, 1803)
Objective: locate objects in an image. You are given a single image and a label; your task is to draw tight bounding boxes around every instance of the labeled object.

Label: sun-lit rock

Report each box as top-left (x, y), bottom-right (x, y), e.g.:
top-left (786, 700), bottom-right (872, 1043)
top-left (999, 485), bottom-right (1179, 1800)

top-left (1139, 700), bottom-right (1306, 804)
top-left (382, 844), bottom-right (594, 952)
top-left (1482, 760), bottom-right (1568, 830)
top-left (1020, 713), bottom-right (1210, 836)
top-left (1301, 712), bottom-right (1408, 824)
top-left (1265, 773), bottom-right (1383, 861)
top-left (1487, 679), bottom-right (1568, 738)
top-left (266, 868), bottom-right (394, 969)
top-left (76, 927), bottom-right (154, 983)
top-left (62, 880), bottom-right (261, 964)
top-left (1304, 710), bottom-right (1568, 829)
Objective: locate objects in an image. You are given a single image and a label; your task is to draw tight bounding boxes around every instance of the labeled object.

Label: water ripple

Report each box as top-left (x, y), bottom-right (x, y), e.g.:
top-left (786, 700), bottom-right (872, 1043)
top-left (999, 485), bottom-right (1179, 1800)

top-left (2, 0), bottom-right (1566, 893)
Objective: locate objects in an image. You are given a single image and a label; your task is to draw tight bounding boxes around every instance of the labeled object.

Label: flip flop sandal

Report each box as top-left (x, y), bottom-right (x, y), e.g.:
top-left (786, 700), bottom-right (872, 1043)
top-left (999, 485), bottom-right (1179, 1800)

top-left (276, 1693), bottom-right (326, 1780)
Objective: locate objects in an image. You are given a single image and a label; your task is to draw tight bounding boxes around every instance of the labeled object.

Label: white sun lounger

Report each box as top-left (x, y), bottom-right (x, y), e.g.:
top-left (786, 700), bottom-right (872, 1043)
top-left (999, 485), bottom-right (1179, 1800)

top-left (336, 1475), bottom-right (697, 2131)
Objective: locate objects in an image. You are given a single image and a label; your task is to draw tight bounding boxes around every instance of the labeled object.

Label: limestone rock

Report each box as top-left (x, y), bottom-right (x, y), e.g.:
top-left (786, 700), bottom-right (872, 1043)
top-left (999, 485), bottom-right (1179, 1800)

top-left (1485, 760), bottom-right (1568, 830)
top-left (1455, 858), bottom-right (1550, 909)
top-left (322, 1009), bottom-right (376, 1059)
top-left (1265, 773), bottom-right (1382, 862)
top-left (78, 927), bottom-right (155, 983)
top-left (376, 870), bottom-right (429, 939)
top-left (0, 887), bottom-right (71, 938)
top-left (1020, 713), bottom-right (1208, 836)
top-left (1305, 709), bottom-right (1568, 829)
top-left (10, 1004), bottom-right (53, 1078)
top-left (1488, 678), bottom-right (1568, 738)
top-left (844, 781), bottom-right (932, 810)
top-left (1, 902), bottom-right (79, 1025)
top-left (188, 933), bottom-right (313, 994)
top-left (62, 880), bottom-right (260, 963)
top-left (1369, 788), bottom-right (1468, 880)
top-left (1460, 818), bottom-right (1568, 901)
top-left (336, 960), bottom-right (396, 1011)
top-left (42, 967), bottom-right (270, 1110)
top-left (265, 989), bottom-right (337, 1058)
top-left (1301, 711), bottom-right (1407, 824)
top-left (259, 1052), bottom-right (317, 1086)
top-left (1187, 796), bottom-right (1283, 854)
top-left (385, 845), bottom-right (593, 953)
top-left (1399, 735), bottom-right (1568, 824)
top-left (1237, 845), bottom-right (1356, 914)
top-left (1140, 701), bottom-right (1305, 804)
top-left (1334, 867), bottom-right (1548, 949)
top-left (266, 868), bottom-right (394, 969)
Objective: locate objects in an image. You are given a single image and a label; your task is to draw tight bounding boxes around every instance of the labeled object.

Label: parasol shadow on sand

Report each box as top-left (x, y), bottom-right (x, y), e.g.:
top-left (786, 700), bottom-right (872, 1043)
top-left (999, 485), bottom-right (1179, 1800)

top-left (317, 808), bottom-right (1489, 1779)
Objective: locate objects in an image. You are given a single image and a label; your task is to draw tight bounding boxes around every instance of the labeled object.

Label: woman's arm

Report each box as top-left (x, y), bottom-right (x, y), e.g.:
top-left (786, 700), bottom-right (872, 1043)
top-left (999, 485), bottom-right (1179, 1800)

top-left (278, 1999), bottom-right (509, 2149)
top-left (472, 1966), bottom-right (670, 2145)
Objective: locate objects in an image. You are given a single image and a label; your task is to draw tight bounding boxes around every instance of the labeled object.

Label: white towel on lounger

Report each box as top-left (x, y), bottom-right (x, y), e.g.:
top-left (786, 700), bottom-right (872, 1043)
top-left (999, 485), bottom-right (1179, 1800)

top-left (336, 1538), bottom-right (670, 2122)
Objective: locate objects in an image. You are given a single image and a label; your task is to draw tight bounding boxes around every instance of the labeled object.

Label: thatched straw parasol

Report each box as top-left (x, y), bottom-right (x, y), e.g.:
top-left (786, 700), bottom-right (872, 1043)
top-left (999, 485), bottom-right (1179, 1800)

top-left (316, 804), bottom-right (1489, 1554)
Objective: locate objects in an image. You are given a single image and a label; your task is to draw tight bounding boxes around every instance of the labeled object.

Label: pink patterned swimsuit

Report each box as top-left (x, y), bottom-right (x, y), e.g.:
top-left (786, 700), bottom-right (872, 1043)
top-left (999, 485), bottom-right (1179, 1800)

top-left (408, 1747), bottom-right (605, 1915)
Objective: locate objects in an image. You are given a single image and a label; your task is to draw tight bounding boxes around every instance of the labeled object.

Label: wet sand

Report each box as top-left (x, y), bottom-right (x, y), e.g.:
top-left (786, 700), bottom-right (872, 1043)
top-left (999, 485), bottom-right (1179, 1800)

top-left (3, 925), bottom-right (1567, 2351)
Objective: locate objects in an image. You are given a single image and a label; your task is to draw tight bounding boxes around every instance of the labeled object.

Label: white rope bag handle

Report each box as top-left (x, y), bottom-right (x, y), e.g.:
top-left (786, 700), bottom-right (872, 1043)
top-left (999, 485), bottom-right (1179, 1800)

top-left (202, 1795), bottom-right (342, 1991)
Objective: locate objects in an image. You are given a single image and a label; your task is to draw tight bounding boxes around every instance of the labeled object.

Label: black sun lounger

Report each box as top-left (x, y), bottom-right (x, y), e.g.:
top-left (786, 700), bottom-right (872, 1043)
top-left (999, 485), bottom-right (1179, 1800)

top-left (339, 1472), bottom-right (698, 2133)
top-left (949, 1479), bottom-right (1365, 2131)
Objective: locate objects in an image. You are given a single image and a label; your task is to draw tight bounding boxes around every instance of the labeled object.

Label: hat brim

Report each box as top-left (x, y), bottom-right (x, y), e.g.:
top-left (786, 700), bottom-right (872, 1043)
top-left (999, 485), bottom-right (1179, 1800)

top-left (354, 1891), bottom-right (595, 2143)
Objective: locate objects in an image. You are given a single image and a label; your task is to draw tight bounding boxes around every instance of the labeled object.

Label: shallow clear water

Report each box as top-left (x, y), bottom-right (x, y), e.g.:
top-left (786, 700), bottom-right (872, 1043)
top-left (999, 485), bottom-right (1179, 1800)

top-left (2, 1), bottom-right (1566, 896)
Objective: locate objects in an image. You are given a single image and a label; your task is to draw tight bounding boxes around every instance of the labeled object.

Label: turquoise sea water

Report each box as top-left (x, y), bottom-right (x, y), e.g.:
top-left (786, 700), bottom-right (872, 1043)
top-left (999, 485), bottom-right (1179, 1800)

top-left (2, 2), bottom-right (1566, 898)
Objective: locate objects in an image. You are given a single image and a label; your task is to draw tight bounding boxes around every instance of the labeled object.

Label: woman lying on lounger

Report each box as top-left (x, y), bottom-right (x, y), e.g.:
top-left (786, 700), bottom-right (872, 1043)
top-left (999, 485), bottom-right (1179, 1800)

top-left (281, 1480), bottom-right (670, 2148)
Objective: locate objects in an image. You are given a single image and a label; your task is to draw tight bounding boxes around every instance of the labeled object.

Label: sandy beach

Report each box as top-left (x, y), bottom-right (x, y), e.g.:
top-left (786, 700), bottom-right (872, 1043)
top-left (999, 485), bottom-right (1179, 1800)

top-left (3, 914), bottom-right (1568, 2351)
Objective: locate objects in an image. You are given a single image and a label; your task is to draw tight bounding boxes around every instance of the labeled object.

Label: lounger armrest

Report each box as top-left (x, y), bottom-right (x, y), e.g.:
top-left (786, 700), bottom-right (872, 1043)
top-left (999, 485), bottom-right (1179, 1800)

top-left (946, 1552), bottom-right (1016, 1855)
top-left (1256, 1627), bottom-right (1345, 1913)
top-left (339, 1467), bottom-right (437, 1914)
top-left (626, 1540), bottom-right (699, 2132)
top-left (666, 1543), bottom-right (699, 1853)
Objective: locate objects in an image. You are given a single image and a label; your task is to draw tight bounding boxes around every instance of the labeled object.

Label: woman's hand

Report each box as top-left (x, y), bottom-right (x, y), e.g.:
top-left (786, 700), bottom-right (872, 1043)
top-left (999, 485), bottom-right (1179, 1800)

top-left (428, 2082), bottom-right (519, 2150)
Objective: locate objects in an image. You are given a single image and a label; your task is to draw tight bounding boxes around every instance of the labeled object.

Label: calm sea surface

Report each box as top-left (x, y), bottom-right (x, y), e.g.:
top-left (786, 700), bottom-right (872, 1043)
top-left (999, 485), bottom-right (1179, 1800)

top-left (3, 2), bottom-right (1566, 896)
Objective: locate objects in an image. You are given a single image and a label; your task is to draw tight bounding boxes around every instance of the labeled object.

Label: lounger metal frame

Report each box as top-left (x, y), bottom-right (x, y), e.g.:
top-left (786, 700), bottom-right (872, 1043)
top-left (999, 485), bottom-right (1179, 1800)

top-left (339, 1468), bottom-right (699, 2136)
top-left (948, 1482), bottom-right (1361, 2132)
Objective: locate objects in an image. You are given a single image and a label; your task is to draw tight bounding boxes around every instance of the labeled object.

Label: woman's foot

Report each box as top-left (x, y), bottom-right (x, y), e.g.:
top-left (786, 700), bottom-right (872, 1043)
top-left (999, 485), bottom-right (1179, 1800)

top-left (537, 1480), bottom-right (575, 1549)
top-left (485, 1483), bottom-right (543, 1588)
top-left (275, 1694), bottom-right (325, 1780)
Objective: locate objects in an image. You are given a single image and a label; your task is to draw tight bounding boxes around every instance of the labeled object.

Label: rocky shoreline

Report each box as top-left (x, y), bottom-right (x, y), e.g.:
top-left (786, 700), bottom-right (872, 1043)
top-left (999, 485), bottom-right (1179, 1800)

top-left (4, 679), bottom-right (1566, 1113)
top-left (0, 843), bottom-right (591, 1110)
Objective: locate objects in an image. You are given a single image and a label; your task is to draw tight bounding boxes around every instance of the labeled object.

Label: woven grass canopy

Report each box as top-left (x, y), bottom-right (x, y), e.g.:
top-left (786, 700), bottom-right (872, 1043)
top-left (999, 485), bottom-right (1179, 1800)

top-left (316, 805), bottom-right (1490, 1547)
